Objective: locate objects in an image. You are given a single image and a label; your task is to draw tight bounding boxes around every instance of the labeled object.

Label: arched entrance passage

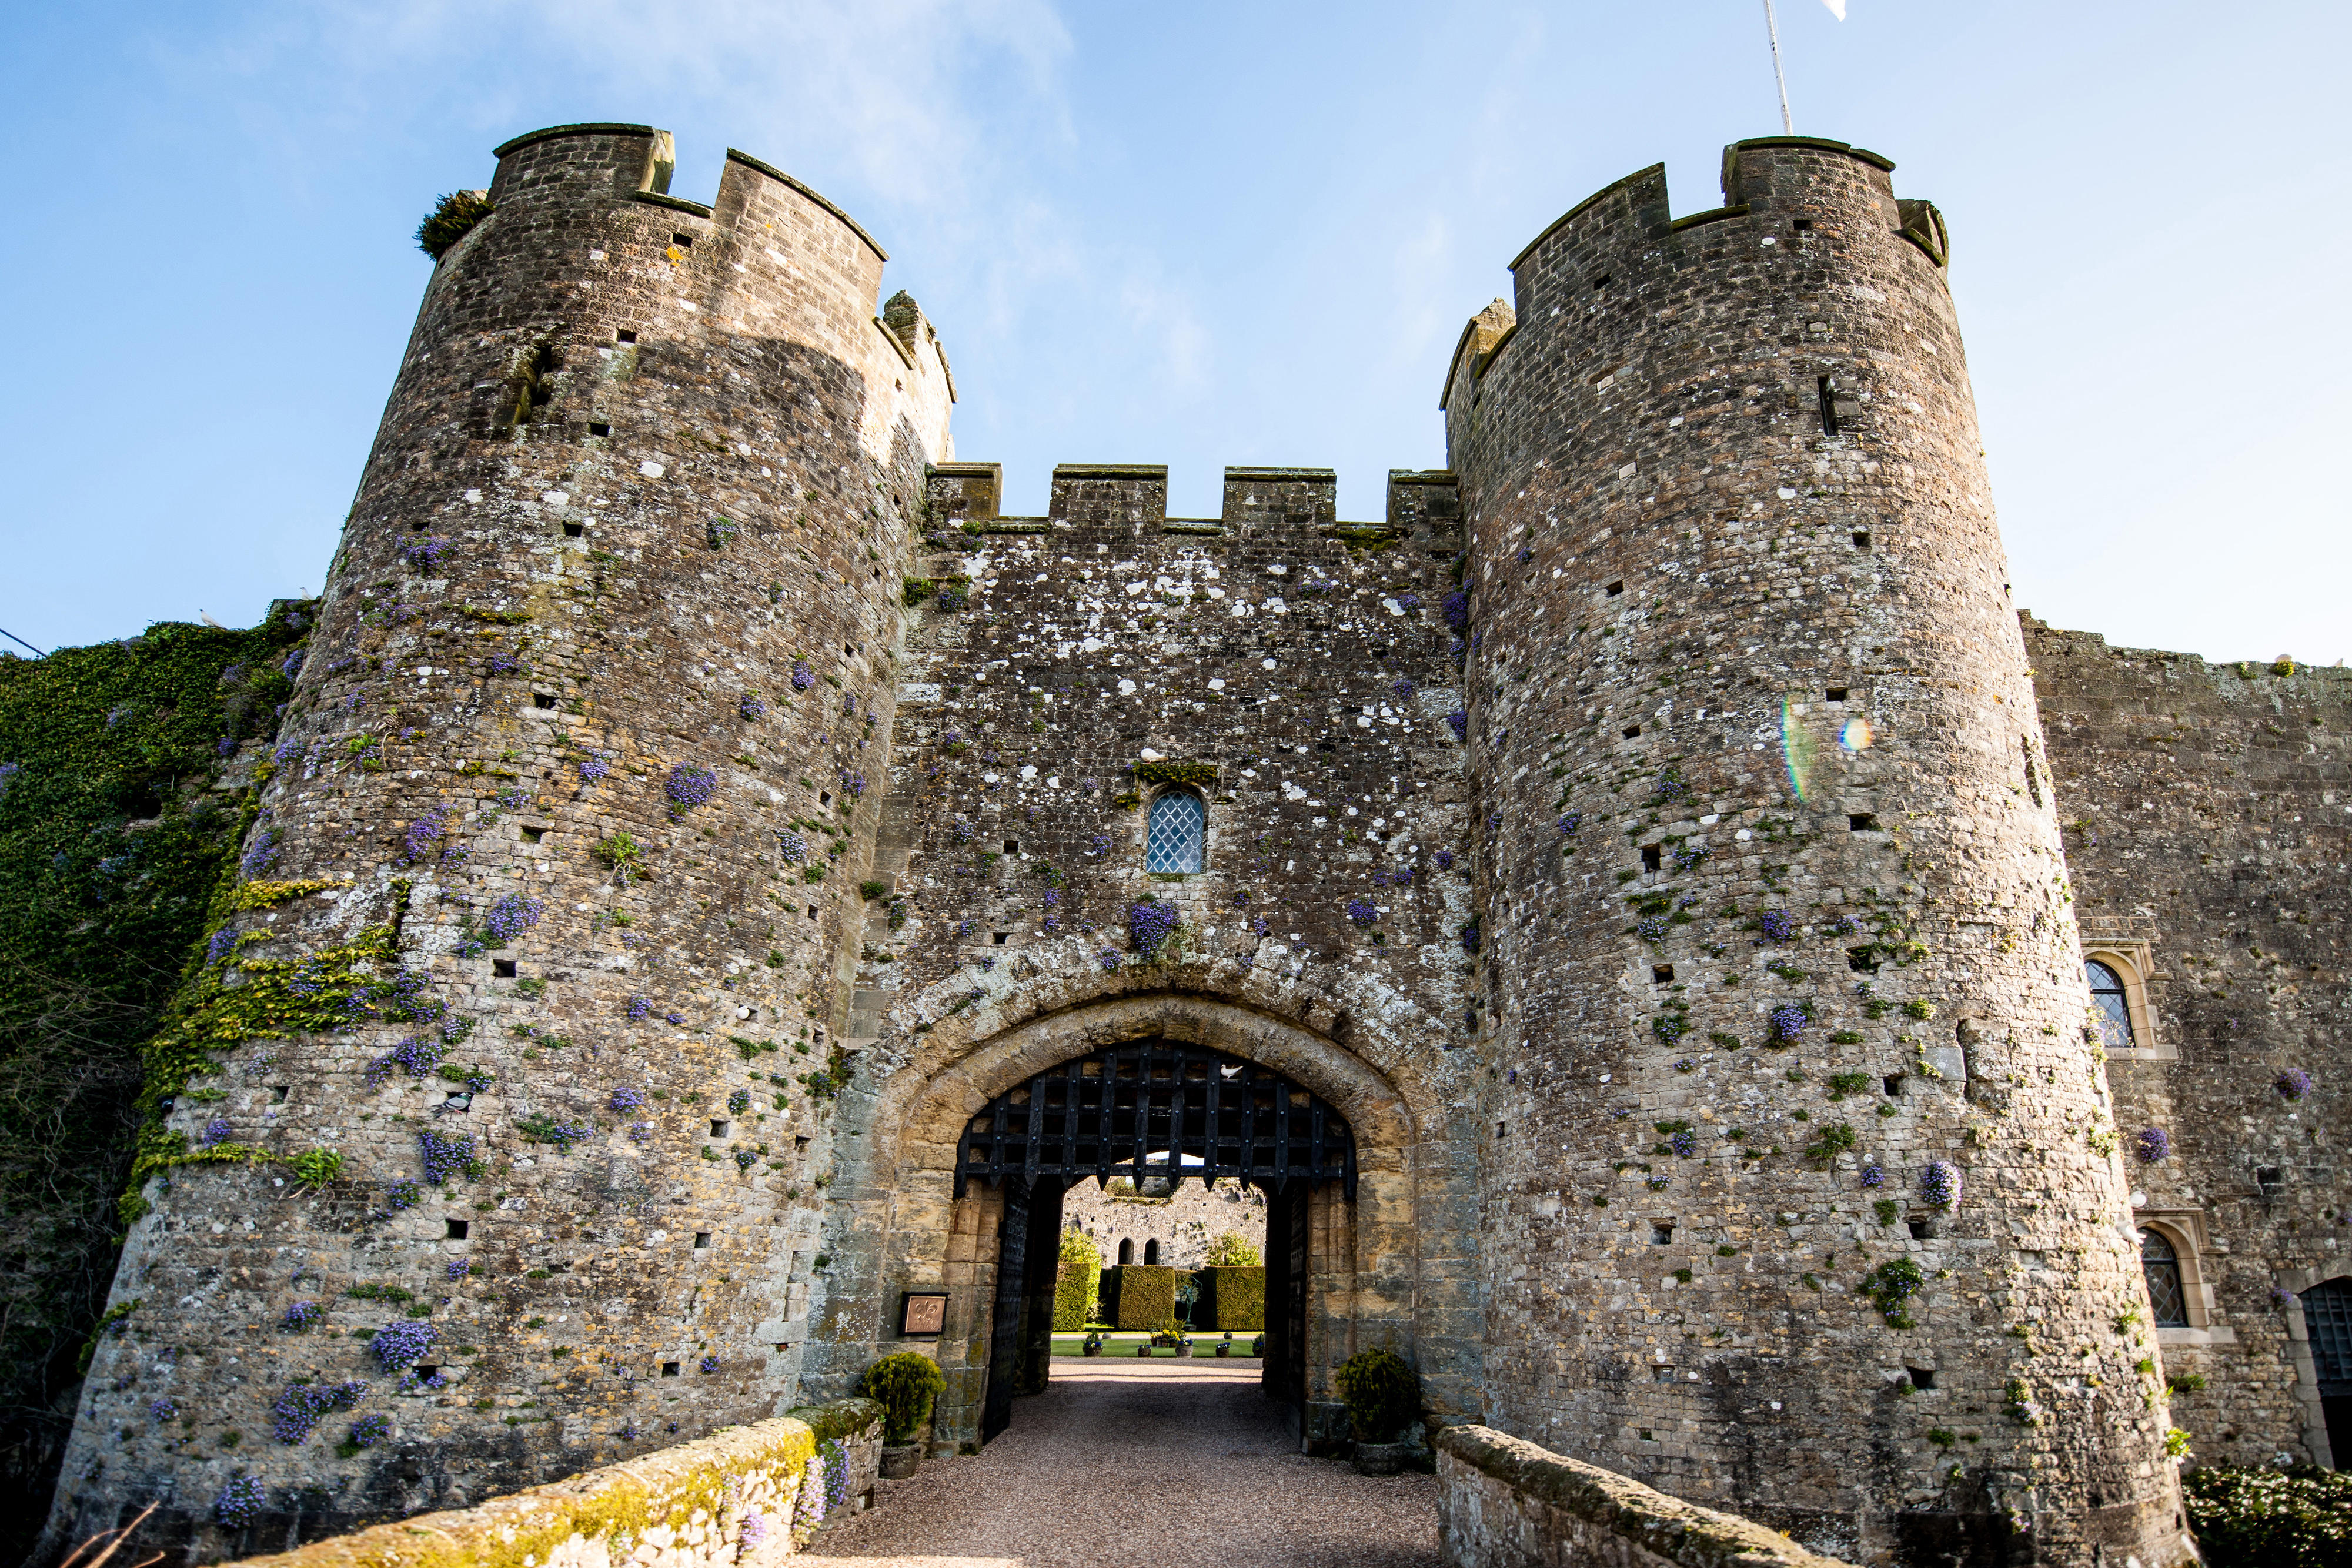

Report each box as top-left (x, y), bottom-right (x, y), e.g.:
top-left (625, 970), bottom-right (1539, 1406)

top-left (952, 1037), bottom-right (1356, 1441)
top-left (819, 989), bottom-right (1458, 1457)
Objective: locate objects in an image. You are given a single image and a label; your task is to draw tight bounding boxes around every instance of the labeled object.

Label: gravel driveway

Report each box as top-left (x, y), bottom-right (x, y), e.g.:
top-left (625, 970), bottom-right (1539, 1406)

top-left (801, 1357), bottom-right (1440, 1567)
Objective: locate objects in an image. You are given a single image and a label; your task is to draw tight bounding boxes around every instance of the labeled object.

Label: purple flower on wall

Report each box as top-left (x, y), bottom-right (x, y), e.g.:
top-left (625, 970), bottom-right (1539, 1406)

top-left (1767, 1005), bottom-right (1808, 1043)
top-left (790, 660), bottom-right (815, 691)
top-left (1673, 845), bottom-right (1708, 872)
top-left (447, 1259), bottom-right (470, 1281)
top-left (579, 752), bottom-right (612, 782)
top-left (273, 737), bottom-right (307, 764)
top-left (398, 805), bottom-right (452, 865)
top-left (610, 1086), bottom-right (646, 1113)
top-left (739, 1513), bottom-right (768, 1550)
top-left (664, 1011), bottom-right (686, 1025)
top-left (385, 1179), bottom-right (422, 1211)
top-left (1668, 1129), bottom-right (1698, 1158)
top-left (776, 830), bottom-right (807, 863)
top-left (2134, 1127), bottom-right (2171, 1163)
top-left (1445, 710), bottom-right (1468, 742)
top-left (1097, 949), bottom-right (1122, 971)
top-left (1392, 677), bottom-right (1416, 701)
top-left (417, 1129), bottom-right (475, 1185)
top-left (1859, 1165), bottom-right (1885, 1189)
top-left (1394, 593), bottom-right (1422, 611)
top-left (1441, 589), bottom-right (1470, 632)
top-left (626, 996), bottom-right (652, 1021)
top-left (483, 894), bottom-right (544, 942)
top-left (348, 1413), bottom-right (391, 1449)
top-left (150, 1397), bottom-right (178, 1421)
top-left (1458, 919), bottom-right (1481, 956)
top-left (1435, 850), bottom-right (1455, 871)
top-left (239, 827), bottom-right (282, 881)
top-left (1130, 900), bottom-right (1180, 955)
top-left (741, 694), bottom-right (766, 721)
top-left (282, 1300), bottom-right (321, 1332)
top-left (666, 764), bottom-right (717, 811)
top-left (487, 650), bottom-right (522, 677)
top-left (1759, 909), bottom-right (1795, 943)
top-left (1344, 898), bottom-right (1379, 930)
top-left (700, 1355), bottom-right (720, 1373)
top-left (1637, 916), bottom-right (1669, 943)
top-left (201, 1118), bottom-right (233, 1147)
top-left (1653, 771), bottom-right (1688, 798)
top-left (2276, 1069), bottom-right (2314, 1102)
top-left (370, 1320), bottom-right (438, 1373)
top-left (269, 1378), bottom-right (368, 1444)
top-left (206, 926), bottom-right (239, 964)
top-left (1558, 813), bottom-right (1582, 836)
top-left (1920, 1160), bottom-right (1962, 1211)
top-left (215, 1476), bottom-right (267, 1529)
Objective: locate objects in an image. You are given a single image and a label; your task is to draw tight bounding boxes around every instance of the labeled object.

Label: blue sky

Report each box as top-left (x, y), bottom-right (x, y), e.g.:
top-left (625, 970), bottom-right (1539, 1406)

top-left (3, 2), bottom-right (2344, 665)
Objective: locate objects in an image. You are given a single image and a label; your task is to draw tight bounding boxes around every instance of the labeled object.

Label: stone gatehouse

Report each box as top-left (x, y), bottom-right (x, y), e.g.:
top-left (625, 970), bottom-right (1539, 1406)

top-left (32, 121), bottom-right (2347, 1568)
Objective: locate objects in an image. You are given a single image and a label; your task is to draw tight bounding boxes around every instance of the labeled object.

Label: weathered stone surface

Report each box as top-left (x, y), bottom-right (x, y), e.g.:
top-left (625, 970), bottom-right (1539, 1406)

top-left (1436, 1423), bottom-right (1853, 1568)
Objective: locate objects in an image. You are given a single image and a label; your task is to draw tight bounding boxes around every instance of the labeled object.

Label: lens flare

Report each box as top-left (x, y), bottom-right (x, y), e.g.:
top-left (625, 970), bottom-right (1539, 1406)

top-left (1781, 697), bottom-right (1820, 803)
top-left (1840, 717), bottom-right (1874, 754)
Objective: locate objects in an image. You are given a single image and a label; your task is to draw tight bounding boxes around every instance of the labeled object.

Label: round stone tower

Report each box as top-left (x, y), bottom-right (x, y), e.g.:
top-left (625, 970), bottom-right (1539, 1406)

top-left (46, 123), bottom-right (951, 1552)
top-left (1446, 138), bottom-right (2189, 1565)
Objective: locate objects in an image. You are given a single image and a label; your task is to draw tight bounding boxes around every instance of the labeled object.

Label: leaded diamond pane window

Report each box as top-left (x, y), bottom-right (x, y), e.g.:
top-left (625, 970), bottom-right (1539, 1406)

top-left (2087, 959), bottom-right (2135, 1049)
top-left (2139, 1228), bottom-right (2188, 1326)
top-left (1145, 791), bottom-right (1204, 872)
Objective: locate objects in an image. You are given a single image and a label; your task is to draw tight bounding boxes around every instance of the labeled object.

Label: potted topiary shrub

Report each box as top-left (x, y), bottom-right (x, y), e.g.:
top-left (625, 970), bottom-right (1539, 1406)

top-left (1251, 1334), bottom-right (1265, 1358)
top-left (1083, 1331), bottom-right (1104, 1356)
top-left (1335, 1346), bottom-right (1420, 1475)
top-left (858, 1352), bottom-right (946, 1479)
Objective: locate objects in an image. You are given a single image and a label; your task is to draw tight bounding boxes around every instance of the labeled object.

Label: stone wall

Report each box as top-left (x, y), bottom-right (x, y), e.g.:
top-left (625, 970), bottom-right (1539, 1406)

top-left (1062, 1176), bottom-right (1267, 1271)
top-left (2027, 617), bottom-right (2352, 1467)
top-left (43, 123), bottom-right (951, 1557)
top-left (1441, 137), bottom-right (2183, 1564)
top-left (213, 1403), bottom-right (877, 1568)
top-left (798, 462), bottom-right (1494, 1451)
top-left (1434, 1423), bottom-right (1855, 1568)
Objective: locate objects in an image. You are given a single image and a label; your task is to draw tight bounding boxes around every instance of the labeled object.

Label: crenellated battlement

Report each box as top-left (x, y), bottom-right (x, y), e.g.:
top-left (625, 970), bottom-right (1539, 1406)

top-left (920, 463), bottom-right (1460, 546)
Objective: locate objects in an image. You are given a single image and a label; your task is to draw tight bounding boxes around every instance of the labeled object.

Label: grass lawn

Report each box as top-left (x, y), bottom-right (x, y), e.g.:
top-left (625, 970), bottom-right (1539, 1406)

top-left (1050, 1332), bottom-right (1262, 1359)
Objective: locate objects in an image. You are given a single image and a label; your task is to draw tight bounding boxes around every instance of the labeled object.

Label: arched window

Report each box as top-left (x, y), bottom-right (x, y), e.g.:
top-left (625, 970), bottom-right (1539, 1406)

top-left (1144, 1239), bottom-right (1161, 1265)
top-left (2087, 959), bottom-right (2135, 1050)
top-left (1117, 1239), bottom-right (1134, 1265)
top-left (1145, 791), bottom-right (1205, 873)
top-left (2140, 1228), bottom-right (2188, 1326)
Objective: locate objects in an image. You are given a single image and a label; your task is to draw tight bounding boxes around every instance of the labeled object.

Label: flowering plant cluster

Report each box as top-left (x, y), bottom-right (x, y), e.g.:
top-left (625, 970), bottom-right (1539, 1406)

top-left (398, 805), bottom-right (453, 865)
top-left (1637, 916), bottom-right (1669, 944)
top-left (150, 1397), bottom-right (178, 1420)
top-left (270, 1378), bottom-right (368, 1443)
top-left (2276, 1068), bottom-right (2314, 1101)
top-left (776, 830), bottom-right (807, 863)
top-left (1920, 1159), bottom-right (1962, 1211)
top-left (727, 1087), bottom-right (752, 1115)
top-left (417, 1129), bottom-right (476, 1185)
top-left (282, 1300), bottom-right (321, 1332)
top-left (1097, 949), bottom-right (1122, 971)
top-left (1441, 589), bottom-right (1471, 632)
top-left (1759, 908), bottom-right (1796, 943)
top-left (1667, 1129), bottom-right (1698, 1158)
top-left (402, 536), bottom-right (454, 570)
top-left (2135, 1127), bottom-right (2173, 1163)
top-left (1458, 918), bottom-right (1481, 957)
top-left (1344, 898), bottom-right (1379, 930)
top-left (579, 751), bottom-right (612, 782)
top-left (1392, 677), bottom-right (1416, 700)
top-left (740, 694), bottom-right (766, 720)
top-left (1445, 710), bottom-right (1468, 742)
top-left (1654, 771), bottom-right (1688, 798)
top-left (1673, 845), bottom-right (1708, 872)
top-left (1130, 898), bottom-right (1181, 955)
top-left (483, 894), bottom-right (545, 942)
top-left (215, 1476), bottom-right (268, 1529)
top-left (347, 1413), bottom-right (390, 1449)
top-left (201, 1118), bottom-right (234, 1147)
top-left (366, 1032), bottom-right (448, 1086)
top-left (518, 1113), bottom-right (594, 1151)
top-left (790, 660), bottom-right (815, 691)
top-left (610, 1086), bottom-right (646, 1112)
top-left (386, 1179), bottom-right (422, 1211)
top-left (1767, 1005), bottom-right (1809, 1044)
top-left (666, 764), bottom-right (718, 812)
top-left (369, 1320), bottom-right (437, 1372)
top-left (1859, 1165), bottom-right (1885, 1189)
top-left (837, 767), bottom-right (866, 798)
top-left (240, 825), bottom-right (282, 880)
top-left (626, 996), bottom-right (653, 1021)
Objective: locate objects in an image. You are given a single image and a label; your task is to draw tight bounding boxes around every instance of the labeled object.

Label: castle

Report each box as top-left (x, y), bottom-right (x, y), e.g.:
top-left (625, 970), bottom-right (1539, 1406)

top-left (35, 122), bottom-right (2350, 1566)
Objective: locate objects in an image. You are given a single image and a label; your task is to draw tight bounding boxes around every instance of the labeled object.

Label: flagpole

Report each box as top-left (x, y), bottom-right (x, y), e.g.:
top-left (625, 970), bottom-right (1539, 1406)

top-left (1762, 0), bottom-right (1795, 133)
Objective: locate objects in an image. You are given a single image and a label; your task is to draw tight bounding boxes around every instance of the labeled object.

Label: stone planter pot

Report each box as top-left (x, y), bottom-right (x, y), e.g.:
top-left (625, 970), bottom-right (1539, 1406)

top-left (1083, 1341), bottom-right (1102, 1356)
top-left (1353, 1440), bottom-right (1409, 1477)
top-left (1135, 1344), bottom-right (1151, 1356)
top-left (879, 1443), bottom-right (923, 1480)
top-left (1175, 1343), bottom-right (1194, 1357)
top-left (1214, 1343), bottom-right (1231, 1357)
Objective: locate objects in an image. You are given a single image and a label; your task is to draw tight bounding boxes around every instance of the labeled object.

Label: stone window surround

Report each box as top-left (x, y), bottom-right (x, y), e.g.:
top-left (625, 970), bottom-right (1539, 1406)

top-left (2276, 1262), bottom-right (2352, 1469)
top-left (2131, 1208), bottom-right (2229, 1340)
top-left (2086, 941), bottom-right (2171, 1061)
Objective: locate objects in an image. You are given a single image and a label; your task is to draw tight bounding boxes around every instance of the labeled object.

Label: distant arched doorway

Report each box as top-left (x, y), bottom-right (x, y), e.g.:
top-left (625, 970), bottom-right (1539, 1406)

top-left (1144, 1238), bottom-right (1160, 1265)
top-left (951, 1035), bottom-right (1356, 1443)
top-left (2304, 1276), bottom-right (2352, 1467)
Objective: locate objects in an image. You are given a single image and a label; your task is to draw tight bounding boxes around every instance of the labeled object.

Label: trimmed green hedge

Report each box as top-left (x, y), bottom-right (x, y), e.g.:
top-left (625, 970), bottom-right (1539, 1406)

top-left (2184, 1465), bottom-right (2352, 1566)
top-left (1052, 1230), bottom-right (1100, 1330)
top-left (1200, 1266), bottom-right (1265, 1331)
top-left (1110, 1264), bottom-right (1177, 1330)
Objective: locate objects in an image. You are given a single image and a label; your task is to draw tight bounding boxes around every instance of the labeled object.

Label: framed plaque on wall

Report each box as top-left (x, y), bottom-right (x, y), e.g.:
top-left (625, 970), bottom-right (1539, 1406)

top-left (899, 1291), bottom-right (948, 1338)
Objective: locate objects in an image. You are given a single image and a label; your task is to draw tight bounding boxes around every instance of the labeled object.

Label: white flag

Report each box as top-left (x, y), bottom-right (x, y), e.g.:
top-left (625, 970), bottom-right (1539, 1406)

top-left (1822, 0), bottom-right (1846, 15)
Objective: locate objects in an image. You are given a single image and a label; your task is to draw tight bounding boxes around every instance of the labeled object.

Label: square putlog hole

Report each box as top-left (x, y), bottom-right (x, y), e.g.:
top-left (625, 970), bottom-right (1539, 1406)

top-left (662, 1361), bottom-right (680, 1377)
top-left (1641, 845), bottom-right (1663, 872)
top-left (562, 521), bottom-right (584, 537)
top-left (445, 1219), bottom-right (470, 1240)
top-left (1852, 531), bottom-right (1872, 550)
top-left (492, 959), bottom-right (517, 978)
top-left (1849, 813), bottom-right (1879, 832)
top-left (1652, 964), bottom-right (1675, 984)
top-left (693, 1232), bottom-right (711, 1249)
top-left (533, 693), bottom-right (557, 710)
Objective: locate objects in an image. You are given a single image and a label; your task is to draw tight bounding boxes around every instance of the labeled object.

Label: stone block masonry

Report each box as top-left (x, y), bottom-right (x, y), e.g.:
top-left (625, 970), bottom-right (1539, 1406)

top-left (41, 119), bottom-right (2331, 1568)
